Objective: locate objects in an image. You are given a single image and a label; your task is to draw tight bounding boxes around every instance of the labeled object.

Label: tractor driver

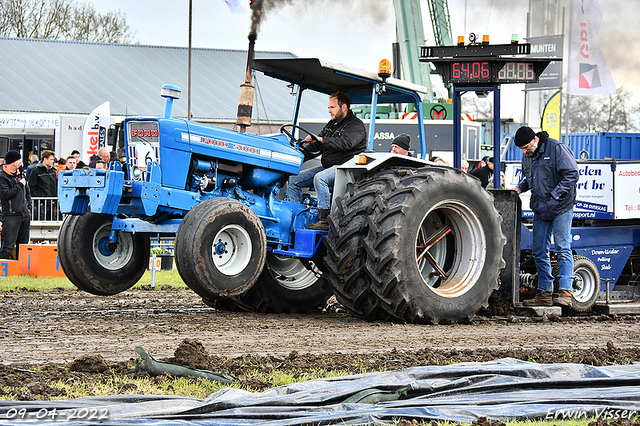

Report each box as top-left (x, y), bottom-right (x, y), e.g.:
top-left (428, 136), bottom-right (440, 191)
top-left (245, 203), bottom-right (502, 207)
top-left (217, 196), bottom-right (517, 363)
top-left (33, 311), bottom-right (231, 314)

top-left (288, 92), bottom-right (367, 231)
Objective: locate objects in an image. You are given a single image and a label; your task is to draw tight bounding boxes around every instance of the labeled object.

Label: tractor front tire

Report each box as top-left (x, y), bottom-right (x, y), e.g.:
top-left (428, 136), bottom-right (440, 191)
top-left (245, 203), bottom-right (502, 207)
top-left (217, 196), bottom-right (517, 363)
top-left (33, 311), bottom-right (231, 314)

top-left (57, 213), bottom-right (149, 295)
top-left (175, 198), bottom-right (267, 300)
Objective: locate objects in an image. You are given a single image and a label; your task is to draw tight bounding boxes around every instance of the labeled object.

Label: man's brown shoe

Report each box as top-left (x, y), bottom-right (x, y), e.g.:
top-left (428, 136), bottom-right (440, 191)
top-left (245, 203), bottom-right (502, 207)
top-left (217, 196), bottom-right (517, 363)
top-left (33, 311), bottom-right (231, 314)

top-left (522, 290), bottom-right (553, 307)
top-left (553, 289), bottom-right (573, 308)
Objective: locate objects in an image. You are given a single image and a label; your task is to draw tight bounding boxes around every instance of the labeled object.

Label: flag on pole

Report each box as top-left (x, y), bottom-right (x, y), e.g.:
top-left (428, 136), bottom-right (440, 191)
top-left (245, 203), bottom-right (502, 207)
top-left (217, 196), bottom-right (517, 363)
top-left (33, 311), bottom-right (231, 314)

top-left (567, 0), bottom-right (615, 95)
top-left (82, 102), bottom-right (110, 161)
top-left (541, 90), bottom-right (561, 141)
top-left (224, 0), bottom-right (245, 14)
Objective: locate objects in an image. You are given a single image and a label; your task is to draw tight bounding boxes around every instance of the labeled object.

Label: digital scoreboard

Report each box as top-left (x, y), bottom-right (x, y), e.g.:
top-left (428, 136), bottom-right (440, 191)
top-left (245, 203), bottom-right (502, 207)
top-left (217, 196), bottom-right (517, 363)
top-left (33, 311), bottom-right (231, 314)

top-left (420, 43), bottom-right (554, 85)
top-left (449, 60), bottom-right (537, 83)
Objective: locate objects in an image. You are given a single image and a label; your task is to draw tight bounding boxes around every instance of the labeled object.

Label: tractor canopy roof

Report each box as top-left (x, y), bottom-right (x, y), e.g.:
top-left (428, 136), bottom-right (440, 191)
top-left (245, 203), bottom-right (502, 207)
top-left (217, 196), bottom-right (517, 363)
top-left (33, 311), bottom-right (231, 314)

top-left (252, 58), bottom-right (430, 105)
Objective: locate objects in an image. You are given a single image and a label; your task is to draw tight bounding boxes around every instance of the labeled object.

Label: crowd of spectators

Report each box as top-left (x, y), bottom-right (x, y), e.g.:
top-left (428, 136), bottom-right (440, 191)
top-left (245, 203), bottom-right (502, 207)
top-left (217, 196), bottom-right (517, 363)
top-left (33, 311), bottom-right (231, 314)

top-left (0, 148), bottom-right (120, 259)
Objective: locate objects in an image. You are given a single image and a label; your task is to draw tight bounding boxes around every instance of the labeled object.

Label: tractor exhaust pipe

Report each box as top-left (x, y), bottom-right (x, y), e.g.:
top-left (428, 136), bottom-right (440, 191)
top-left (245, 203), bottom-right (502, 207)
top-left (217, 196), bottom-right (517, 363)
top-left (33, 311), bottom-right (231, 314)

top-left (237, 33), bottom-right (256, 133)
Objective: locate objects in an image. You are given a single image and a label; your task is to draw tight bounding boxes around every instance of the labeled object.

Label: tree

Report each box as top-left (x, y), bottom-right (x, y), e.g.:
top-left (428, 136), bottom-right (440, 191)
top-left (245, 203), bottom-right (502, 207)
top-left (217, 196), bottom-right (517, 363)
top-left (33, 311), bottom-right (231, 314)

top-left (461, 93), bottom-right (493, 121)
top-left (564, 87), bottom-right (639, 133)
top-left (0, 0), bottom-right (134, 43)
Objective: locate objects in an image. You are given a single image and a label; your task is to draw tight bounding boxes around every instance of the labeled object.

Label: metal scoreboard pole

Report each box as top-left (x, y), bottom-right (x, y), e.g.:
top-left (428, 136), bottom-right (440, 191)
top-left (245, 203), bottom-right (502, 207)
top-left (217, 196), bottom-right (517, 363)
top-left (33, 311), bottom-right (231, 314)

top-left (453, 84), bottom-right (501, 187)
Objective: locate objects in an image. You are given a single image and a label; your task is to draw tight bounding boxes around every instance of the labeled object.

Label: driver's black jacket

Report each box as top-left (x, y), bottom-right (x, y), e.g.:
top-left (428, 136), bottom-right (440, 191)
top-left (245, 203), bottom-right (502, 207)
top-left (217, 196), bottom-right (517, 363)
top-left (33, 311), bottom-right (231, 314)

top-left (305, 110), bottom-right (367, 168)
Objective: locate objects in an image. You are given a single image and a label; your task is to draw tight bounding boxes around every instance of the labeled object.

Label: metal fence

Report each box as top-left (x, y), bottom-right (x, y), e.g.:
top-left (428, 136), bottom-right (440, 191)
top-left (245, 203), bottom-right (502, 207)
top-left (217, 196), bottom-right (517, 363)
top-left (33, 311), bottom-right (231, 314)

top-left (27, 201), bottom-right (176, 257)
top-left (30, 197), bottom-right (63, 242)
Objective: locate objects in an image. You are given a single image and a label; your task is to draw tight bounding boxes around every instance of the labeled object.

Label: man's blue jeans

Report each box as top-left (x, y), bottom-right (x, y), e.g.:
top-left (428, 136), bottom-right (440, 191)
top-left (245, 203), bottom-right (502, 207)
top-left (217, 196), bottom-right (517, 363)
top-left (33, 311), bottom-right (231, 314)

top-left (532, 208), bottom-right (574, 292)
top-left (288, 165), bottom-right (337, 210)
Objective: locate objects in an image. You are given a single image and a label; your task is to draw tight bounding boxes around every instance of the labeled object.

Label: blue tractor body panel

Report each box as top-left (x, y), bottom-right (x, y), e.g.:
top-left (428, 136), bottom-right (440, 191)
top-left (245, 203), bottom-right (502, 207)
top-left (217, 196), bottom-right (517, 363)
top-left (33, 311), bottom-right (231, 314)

top-left (59, 114), bottom-right (311, 254)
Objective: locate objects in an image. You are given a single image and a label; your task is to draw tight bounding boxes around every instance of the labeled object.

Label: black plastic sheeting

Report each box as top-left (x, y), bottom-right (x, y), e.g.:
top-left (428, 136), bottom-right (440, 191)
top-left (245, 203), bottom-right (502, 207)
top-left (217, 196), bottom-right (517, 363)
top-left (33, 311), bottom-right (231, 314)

top-left (1, 358), bottom-right (640, 425)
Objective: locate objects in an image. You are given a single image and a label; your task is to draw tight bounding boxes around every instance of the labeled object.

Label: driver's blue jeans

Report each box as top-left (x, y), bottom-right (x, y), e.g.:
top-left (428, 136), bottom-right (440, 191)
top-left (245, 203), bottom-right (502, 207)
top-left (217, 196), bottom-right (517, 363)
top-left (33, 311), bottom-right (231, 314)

top-left (532, 208), bottom-right (574, 292)
top-left (288, 165), bottom-right (336, 210)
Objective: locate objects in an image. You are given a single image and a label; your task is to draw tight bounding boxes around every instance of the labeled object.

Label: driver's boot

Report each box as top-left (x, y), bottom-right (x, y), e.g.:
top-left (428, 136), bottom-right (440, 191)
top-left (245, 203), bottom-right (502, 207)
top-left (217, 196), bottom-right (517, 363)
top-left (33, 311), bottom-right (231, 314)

top-left (309, 209), bottom-right (329, 231)
top-left (553, 289), bottom-right (573, 308)
top-left (522, 290), bottom-right (552, 307)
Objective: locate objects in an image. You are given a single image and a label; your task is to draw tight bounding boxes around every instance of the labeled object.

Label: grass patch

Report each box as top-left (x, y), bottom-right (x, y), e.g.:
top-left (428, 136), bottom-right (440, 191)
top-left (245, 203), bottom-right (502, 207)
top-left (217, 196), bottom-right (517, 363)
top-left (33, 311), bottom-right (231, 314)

top-left (0, 269), bottom-right (188, 292)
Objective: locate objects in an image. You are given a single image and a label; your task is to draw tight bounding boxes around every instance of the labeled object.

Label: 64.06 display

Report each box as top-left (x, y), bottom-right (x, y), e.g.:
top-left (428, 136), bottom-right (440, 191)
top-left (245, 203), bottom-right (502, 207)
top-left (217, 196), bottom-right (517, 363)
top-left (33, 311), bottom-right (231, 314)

top-left (449, 61), bottom-right (536, 83)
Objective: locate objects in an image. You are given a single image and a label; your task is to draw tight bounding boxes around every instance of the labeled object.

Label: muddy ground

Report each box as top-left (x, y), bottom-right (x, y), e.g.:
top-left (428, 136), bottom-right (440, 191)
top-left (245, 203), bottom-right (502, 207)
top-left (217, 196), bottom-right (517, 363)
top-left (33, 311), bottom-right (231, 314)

top-left (1, 287), bottom-right (640, 400)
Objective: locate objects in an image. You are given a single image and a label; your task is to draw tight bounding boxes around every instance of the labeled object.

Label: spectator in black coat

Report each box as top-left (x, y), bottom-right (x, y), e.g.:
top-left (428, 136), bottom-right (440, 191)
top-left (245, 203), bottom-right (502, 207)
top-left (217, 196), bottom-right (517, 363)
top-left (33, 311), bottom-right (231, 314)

top-left (70, 150), bottom-right (87, 169)
top-left (470, 156), bottom-right (494, 187)
top-left (28, 150), bottom-right (57, 197)
top-left (24, 154), bottom-right (39, 181)
top-left (0, 150), bottom-right (31, 259)
top-left (89, 148), bottom-right (111, 168)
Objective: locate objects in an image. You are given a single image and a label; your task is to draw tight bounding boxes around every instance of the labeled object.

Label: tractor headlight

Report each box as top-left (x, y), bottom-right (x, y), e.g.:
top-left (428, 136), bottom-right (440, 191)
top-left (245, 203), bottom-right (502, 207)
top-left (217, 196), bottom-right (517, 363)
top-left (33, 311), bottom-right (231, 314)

top-left (131, 166), bottom-right (143, 181)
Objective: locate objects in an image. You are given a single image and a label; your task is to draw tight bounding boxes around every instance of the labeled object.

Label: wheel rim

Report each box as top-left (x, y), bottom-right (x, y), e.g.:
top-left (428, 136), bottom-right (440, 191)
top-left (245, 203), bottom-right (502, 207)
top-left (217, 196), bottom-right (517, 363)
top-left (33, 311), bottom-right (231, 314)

top-left (211, 224), bottom-right (252, 276)
top-left (265, 254), bottom-right (321, 291)
top-left (415, 200), bottom-right (486, 297)
top-left (92, 223), bottom-right (135, 271)
top-left (573, 265), bottom-right (597, 303)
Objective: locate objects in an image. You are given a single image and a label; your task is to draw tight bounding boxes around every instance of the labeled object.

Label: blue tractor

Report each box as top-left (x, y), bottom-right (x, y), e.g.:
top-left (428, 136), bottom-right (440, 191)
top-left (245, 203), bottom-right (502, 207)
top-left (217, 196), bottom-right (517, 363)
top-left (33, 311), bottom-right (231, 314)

top-left (58, 58), bottom-right (506, 324)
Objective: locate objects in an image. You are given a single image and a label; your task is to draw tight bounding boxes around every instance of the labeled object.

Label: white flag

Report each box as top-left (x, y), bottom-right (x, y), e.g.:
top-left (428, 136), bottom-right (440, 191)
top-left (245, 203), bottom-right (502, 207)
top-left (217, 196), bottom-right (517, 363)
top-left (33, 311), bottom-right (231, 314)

top-left (567, 0), bottom-right (615, 95)
top-left (82, 102), bottom-right (111, 161)
top-left (224, 0), bottom-right (244, 14)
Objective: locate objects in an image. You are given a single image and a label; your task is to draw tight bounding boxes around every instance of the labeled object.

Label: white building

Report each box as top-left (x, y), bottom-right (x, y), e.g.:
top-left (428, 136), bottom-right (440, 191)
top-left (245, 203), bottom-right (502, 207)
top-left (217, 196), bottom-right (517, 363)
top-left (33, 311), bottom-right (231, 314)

top-left (0, 37), bottom-right (327, 163)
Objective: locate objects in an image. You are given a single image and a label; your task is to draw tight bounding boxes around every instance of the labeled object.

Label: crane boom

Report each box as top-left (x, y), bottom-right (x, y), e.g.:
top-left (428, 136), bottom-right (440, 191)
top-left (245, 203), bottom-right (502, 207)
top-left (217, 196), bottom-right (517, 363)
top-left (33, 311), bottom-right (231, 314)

top-left (426, 0), bottom-right (453, 46)
top-left (392, 0), bottom-right (434, 101)
top-left (393, 0), bottom-right (453, 103)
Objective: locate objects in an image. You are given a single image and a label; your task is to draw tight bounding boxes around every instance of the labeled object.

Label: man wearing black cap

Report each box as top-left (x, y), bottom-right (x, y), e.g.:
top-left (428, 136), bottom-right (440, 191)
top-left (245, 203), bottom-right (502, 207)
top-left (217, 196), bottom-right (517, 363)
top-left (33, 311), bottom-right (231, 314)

top-left (391, 133), bottom-right (412, 156)
top-left (470, 156), bottom-right (494, 187)
top-left (513, 126), bottom-right (579, 308)
top-left (0, 151), bottom-right (31, 259)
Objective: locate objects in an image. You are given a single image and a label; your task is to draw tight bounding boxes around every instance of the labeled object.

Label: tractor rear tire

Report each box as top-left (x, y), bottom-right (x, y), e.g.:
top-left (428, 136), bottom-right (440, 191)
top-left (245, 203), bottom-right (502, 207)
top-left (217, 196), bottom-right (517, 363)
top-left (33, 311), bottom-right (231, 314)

top-left (57, 213), bottom-right (149, 295)
top-left (206, 253), bottom-right (331, 313)
top-left (175, 198), bottom-right (267, 300)
top-left (324, 167), bottom-right (506, 324)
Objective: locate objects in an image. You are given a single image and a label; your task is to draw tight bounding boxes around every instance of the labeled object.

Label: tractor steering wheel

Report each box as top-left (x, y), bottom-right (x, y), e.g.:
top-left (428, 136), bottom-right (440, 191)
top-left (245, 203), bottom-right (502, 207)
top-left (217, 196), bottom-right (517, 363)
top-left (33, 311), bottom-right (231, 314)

top-left (279, 124), bottom-right (319, 148)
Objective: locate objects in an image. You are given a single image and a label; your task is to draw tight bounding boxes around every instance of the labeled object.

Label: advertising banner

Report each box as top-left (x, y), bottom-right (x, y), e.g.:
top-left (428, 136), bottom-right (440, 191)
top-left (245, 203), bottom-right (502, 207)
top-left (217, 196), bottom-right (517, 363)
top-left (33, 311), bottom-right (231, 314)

top-left (613, 163), bottom-right (640, 219)
top-left (505, 161), bottom-right (614, 219)
top-left (0, 114), bottom-right (60, 130)
top-left (524, 35), bottom-right (563, 90)
top-left (567, 0), bottom-right (615, 95)
top-left (82, 102), bottom-right (110, 161)
top-left (541, 90), bottom-right (561, 141)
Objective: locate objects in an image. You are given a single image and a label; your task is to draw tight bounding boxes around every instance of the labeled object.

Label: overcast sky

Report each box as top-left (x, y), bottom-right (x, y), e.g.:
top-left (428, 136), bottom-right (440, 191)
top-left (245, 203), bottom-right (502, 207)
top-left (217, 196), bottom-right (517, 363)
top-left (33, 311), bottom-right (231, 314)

top-left (90, 0), bottom-right (639, 121)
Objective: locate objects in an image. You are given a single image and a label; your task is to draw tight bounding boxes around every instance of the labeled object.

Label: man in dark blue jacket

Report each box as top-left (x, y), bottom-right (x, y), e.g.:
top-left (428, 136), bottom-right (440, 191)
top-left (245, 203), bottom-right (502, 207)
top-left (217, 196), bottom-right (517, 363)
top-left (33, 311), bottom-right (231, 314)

top-left (514, 126), bottom-right (579, 307)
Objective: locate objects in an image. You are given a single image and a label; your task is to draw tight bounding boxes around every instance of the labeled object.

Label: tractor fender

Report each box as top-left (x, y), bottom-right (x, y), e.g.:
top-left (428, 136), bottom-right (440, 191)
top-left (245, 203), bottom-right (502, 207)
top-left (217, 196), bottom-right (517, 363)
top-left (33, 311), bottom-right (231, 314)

top-left (333, 152), bottom-right (434, 206)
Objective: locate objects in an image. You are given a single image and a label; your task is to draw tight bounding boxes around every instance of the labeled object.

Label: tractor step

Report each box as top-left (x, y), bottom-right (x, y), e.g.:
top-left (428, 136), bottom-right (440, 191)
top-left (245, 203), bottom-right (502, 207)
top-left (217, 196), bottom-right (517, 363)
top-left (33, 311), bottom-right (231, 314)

top-left (272, 229), bottom-right (327, 258)
top-left (594, 302), bottom-right (640, 315)
top-left (515, 305), bottom-right (562, 317)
